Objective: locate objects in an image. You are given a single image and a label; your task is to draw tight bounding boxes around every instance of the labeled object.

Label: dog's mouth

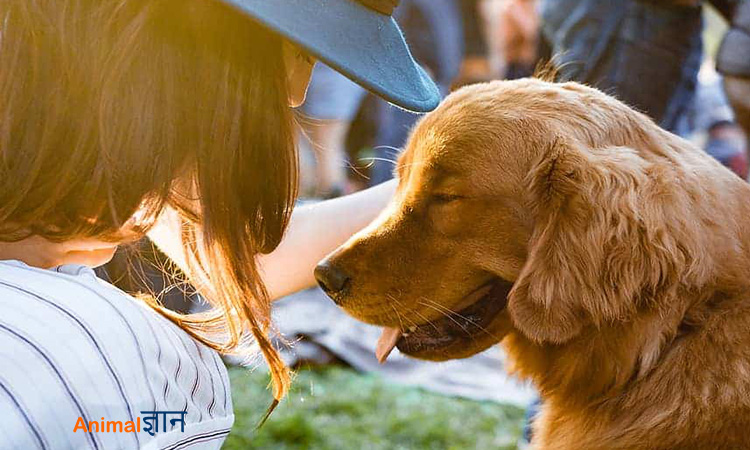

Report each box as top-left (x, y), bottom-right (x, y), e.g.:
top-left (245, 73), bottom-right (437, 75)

top-left (376, 278), bottom-right (514, 363)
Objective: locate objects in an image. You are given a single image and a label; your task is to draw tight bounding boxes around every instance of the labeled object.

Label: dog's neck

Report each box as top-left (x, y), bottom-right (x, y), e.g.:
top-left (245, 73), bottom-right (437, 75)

top-left (503, 287), bottom-right (735, 407)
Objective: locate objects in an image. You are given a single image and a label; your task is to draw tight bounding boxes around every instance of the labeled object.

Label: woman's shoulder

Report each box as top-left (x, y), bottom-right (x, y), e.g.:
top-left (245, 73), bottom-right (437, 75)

top-left (0, 260), bottom-right (233, 450)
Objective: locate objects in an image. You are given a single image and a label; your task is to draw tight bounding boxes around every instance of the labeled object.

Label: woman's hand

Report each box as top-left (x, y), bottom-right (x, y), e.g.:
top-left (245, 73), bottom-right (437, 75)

top-left (258, 179), bottom-right (396, 299)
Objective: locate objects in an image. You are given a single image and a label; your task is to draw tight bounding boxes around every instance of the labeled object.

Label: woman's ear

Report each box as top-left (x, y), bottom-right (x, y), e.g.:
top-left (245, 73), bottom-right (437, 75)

top-left (507, 137), bottom-right (676, 344)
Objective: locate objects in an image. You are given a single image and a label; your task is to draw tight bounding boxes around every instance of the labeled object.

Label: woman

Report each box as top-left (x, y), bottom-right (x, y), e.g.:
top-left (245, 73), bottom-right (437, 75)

top-left (0, 0), bottom-right (439, 448)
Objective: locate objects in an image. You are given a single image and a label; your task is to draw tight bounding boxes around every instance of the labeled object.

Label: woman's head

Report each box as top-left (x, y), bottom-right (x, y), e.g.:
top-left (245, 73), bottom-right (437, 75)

top-left (0, 0), bottom-right (304, 400)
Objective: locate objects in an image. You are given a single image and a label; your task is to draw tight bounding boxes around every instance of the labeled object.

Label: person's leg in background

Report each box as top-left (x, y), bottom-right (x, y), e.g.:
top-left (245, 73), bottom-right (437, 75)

top-left (704, 115), bottom-right (748, 179)
top-left (498, 0), bottom-right (540, 80)
top-left (724, 76), bottom-right (750, 144)
top-left (717, 0), bottom-right (750, 167)
top-left (299, 64), bottom-right (366, 198)
top-left (686, 65), bottom-right (748, 179)
top-left (456, 0), bottom-right (494, 86)
top-left (303, 118), bottom-right (352, 198)
top-left (370, 0), bottom-right (464, 185)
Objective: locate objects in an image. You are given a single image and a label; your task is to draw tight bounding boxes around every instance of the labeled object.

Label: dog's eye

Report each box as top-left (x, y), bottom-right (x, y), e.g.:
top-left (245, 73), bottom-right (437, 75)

top-left (432, 193), bottom-right (464, 204)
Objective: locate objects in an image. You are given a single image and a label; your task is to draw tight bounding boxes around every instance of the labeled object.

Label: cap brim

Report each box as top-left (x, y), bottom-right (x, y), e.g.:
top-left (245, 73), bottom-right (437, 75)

top-left (220, 0), bottom-right (441, 112)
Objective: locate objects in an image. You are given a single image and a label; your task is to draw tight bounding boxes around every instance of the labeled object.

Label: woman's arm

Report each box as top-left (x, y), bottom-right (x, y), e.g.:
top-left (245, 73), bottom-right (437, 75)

top-left (258, 180), bottom-right (396, 299)
top-left (148, 180), bottom-right (396, 300)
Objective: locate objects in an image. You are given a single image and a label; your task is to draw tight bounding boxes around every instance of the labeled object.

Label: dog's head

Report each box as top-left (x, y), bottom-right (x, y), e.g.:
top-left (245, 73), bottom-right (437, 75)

top-left (316, 79), bottom-right (725, 363)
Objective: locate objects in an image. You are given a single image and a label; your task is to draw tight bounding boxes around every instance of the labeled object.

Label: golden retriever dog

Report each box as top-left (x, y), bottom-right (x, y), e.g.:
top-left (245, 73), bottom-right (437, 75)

top-left (315, 79), bottom-right (750, 449)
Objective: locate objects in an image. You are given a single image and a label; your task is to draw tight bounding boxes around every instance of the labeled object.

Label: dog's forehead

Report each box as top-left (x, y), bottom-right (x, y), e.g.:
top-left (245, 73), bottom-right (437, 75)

top-left (396, 125), bottom-right (471, 188)
top-left (397, 127), bottom-right (441, 176)
top-left (395, 78), bottom-right (599, 183)
top-left (400, 113), bottom-right (518, 177)
top-left (397, 115), bottom-right (550, 197)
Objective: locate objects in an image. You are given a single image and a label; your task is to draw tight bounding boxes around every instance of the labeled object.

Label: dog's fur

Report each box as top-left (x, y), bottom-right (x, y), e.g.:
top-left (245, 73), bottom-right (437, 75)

top-left (322, 79), bottom-right (750, 449)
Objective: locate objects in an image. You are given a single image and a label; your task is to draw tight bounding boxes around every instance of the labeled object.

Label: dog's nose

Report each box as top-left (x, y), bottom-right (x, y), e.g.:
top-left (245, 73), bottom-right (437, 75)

top-left (314, 260), bottom-right (350, 299)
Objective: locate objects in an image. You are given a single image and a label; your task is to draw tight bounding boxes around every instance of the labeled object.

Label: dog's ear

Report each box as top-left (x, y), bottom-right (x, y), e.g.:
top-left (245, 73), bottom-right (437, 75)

top-left (508, 137), bottom-right (687, 344)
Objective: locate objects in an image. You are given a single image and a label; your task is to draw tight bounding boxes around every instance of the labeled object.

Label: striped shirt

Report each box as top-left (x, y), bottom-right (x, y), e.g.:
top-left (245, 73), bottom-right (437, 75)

top-left (0, 260), bottom-right (234, 449)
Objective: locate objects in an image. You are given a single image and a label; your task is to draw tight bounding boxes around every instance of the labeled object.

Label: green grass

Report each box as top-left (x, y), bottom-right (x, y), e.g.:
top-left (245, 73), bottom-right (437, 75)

top-left (224, 366), bottom-right (526, 450)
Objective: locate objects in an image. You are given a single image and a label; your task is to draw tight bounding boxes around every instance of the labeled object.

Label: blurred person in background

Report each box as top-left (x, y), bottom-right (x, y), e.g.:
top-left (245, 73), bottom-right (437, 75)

top-left (717, 0), bottom-right (750, 155)
top-left (686, 64), bottom-right (748, 178)
top-left (455, 0), bottom-right (494, 86)
top-left (539, 0), bottom-right (703, 135)
top-left (300, 0), bottom-right (484, 194)
top-left (704, 118), bottom-right (749, 179)
top-left (498, 0), bottom-right (539, 79)
top-left (298, 65), bottom-right (367, 199)
top-left (370, 0), bottom-right (465, 185)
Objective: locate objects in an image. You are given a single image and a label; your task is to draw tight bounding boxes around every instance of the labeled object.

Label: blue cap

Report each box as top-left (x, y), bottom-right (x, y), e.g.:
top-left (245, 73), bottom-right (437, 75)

top-left (220, 0), bottom-right (441, 112)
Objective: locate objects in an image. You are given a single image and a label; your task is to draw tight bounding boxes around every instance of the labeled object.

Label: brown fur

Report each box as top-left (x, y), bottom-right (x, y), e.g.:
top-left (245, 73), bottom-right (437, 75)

top-left (323, 79), bottom-right (750, 449)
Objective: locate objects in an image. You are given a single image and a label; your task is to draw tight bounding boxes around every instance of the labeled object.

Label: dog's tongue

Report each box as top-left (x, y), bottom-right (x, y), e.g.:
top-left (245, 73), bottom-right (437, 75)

top-left (376, 327), bottom-right (402, 364)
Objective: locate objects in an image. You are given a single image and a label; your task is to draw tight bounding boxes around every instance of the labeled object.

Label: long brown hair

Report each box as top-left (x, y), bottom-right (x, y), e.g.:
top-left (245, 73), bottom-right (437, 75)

top-left (0, 0), bottom-right (297, 402)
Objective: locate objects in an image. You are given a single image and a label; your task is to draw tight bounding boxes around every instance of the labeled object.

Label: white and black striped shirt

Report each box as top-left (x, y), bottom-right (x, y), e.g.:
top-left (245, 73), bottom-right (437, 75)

top-left (0, 260), bottom-right (234, 449)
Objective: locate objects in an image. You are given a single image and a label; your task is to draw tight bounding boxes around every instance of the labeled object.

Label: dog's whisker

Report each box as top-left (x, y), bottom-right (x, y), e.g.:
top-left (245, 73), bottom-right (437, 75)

top-left (386, 296), bottom-right (408, 330)
top-left (371, 145), bottom-right (402, 153)
top-left (345, 160), bottom-right (371, 180)
top-left (358, 157), bottom-right (397, 166)
top-left (418, 298), bottom-right (502, 342)
top-left (387, 294), bottom-right (421, 331)
top-left (417, 300), bottom-right (473, 336)
top-left (419, 300), bottom-right (498, 343)
top-left (389, 291), bottom-right (441, 333)
top-left (392, 295), bottom-right (441, 334)
top-left (419, 298), bottom-right (476, 323)
top-left (408, 302), bottom-right (444, 334)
